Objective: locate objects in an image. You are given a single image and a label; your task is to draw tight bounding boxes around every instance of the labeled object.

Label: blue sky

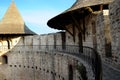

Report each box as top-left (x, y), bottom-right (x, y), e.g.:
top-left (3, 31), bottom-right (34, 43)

top-left (0, 0), bottom-right (76, 34)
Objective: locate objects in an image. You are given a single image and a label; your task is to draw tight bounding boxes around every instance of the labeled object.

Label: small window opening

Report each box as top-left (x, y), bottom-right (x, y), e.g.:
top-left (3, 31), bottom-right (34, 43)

top-left (2, 55), bottom-right (8, 64)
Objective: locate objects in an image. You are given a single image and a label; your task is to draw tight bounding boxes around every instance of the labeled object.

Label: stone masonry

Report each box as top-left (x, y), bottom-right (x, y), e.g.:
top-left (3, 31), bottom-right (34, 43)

top-left (0, 35), bottom-right (95, 80)
top-left (109, 0), bottom-right (120, 64)
top-left (0, 0), bottom-right (120, 80)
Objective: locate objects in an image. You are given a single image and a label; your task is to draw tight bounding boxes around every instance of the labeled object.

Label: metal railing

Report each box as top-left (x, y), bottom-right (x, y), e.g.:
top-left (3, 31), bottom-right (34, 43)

top-left (1, 45), bottom-right (102, 80)
top-left (43, 45), bottom-right (102, 80)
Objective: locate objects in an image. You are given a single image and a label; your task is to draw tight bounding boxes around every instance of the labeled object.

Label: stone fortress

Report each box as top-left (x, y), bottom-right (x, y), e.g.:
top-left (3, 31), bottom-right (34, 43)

top-left (0, 0), bottom-right (120, 80)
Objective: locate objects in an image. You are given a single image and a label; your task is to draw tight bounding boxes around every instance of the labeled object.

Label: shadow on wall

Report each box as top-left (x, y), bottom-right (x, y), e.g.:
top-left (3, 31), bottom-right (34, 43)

top-left (69, 65), bottom-right (73, 80)
top-left (76, 64), bottom-right (87, 80)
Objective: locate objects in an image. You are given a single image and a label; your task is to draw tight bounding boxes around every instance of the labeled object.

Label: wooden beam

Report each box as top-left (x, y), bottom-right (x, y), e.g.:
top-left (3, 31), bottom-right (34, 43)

top-left (70, 12), bottom-right (81, 30)
top-left (100, 5), bottom-right (103, 11)
top-left (63, 26), bottom-right (73, 37)
top-left (72, 24), bottom-right (75, 42)
top-left (56, 21), bottom-right (74, 37)
top-left (70, 10), bottom-right (87, 42)
top-left (82, 13), bottom-right (86, 41)
top-left (70, 11), bottom-right (84, 42)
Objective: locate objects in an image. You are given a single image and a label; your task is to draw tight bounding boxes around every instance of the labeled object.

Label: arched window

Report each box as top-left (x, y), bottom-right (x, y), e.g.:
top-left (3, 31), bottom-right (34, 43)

top-left (2, 55), bottom-right (8, 64)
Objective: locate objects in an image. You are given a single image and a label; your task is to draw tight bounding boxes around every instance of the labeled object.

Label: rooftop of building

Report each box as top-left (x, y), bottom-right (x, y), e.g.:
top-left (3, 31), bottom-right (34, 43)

top-left (0, 1), bottom-right (36, 35)
top-left (47, 0), bottom-right (114, 30)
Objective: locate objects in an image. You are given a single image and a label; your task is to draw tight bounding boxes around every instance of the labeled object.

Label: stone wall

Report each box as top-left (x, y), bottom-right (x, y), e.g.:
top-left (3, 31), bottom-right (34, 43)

top-left (0, 0), bottom-right (120, 80)
top-left (95, 0), bottom-right (120, 67)
top-left (65, 13), bottom-right (97, 48)
top-left (96, 12), bottom-right (106, 57)
top-left (109, 0), bottom-right (120, 64)
top-left (96, 9), bottom-right (113, 58)
top-left (0, 35), bottom-right (95, 80)
top-left (6, 50), bottom-right (76, 80)
top-left (83, 14), bottom-right (97, 48)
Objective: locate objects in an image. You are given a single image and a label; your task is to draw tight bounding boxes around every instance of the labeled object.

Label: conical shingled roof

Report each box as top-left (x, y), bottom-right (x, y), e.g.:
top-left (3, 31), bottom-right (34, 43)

top-left (0, 1), bottom-right (36, 35)
top-left (65, 0), bottom-right (113, 12)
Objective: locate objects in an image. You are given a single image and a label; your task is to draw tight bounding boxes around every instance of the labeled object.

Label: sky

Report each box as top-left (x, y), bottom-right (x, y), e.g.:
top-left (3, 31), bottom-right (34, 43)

top-left (0, 0), bottom-right (76, 34)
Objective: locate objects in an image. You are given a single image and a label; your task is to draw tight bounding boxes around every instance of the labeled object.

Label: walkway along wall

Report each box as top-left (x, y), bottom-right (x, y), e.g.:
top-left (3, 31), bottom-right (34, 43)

top-left (0, 0), bottom-right (120, 80)
top-left (0, 35), bottom-right (95, 80)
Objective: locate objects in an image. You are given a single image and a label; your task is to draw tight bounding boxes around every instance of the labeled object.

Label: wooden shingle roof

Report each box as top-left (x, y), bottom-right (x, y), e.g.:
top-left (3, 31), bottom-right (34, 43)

top-left (0, 1), bottom-right (36, 35)
top-left (47, 0), bottom-right (113, 30)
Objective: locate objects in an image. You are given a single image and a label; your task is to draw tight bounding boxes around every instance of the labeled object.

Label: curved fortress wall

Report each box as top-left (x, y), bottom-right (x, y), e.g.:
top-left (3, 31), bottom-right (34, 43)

top-left (0, 35), bottom-right (93, 80)
top-left (0, 0), bottom-right (120, 80)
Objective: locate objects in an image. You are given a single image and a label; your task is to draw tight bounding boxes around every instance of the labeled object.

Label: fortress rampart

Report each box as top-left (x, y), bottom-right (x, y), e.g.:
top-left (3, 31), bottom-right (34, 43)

top-left (0, 0), bottom-right (120, 80)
